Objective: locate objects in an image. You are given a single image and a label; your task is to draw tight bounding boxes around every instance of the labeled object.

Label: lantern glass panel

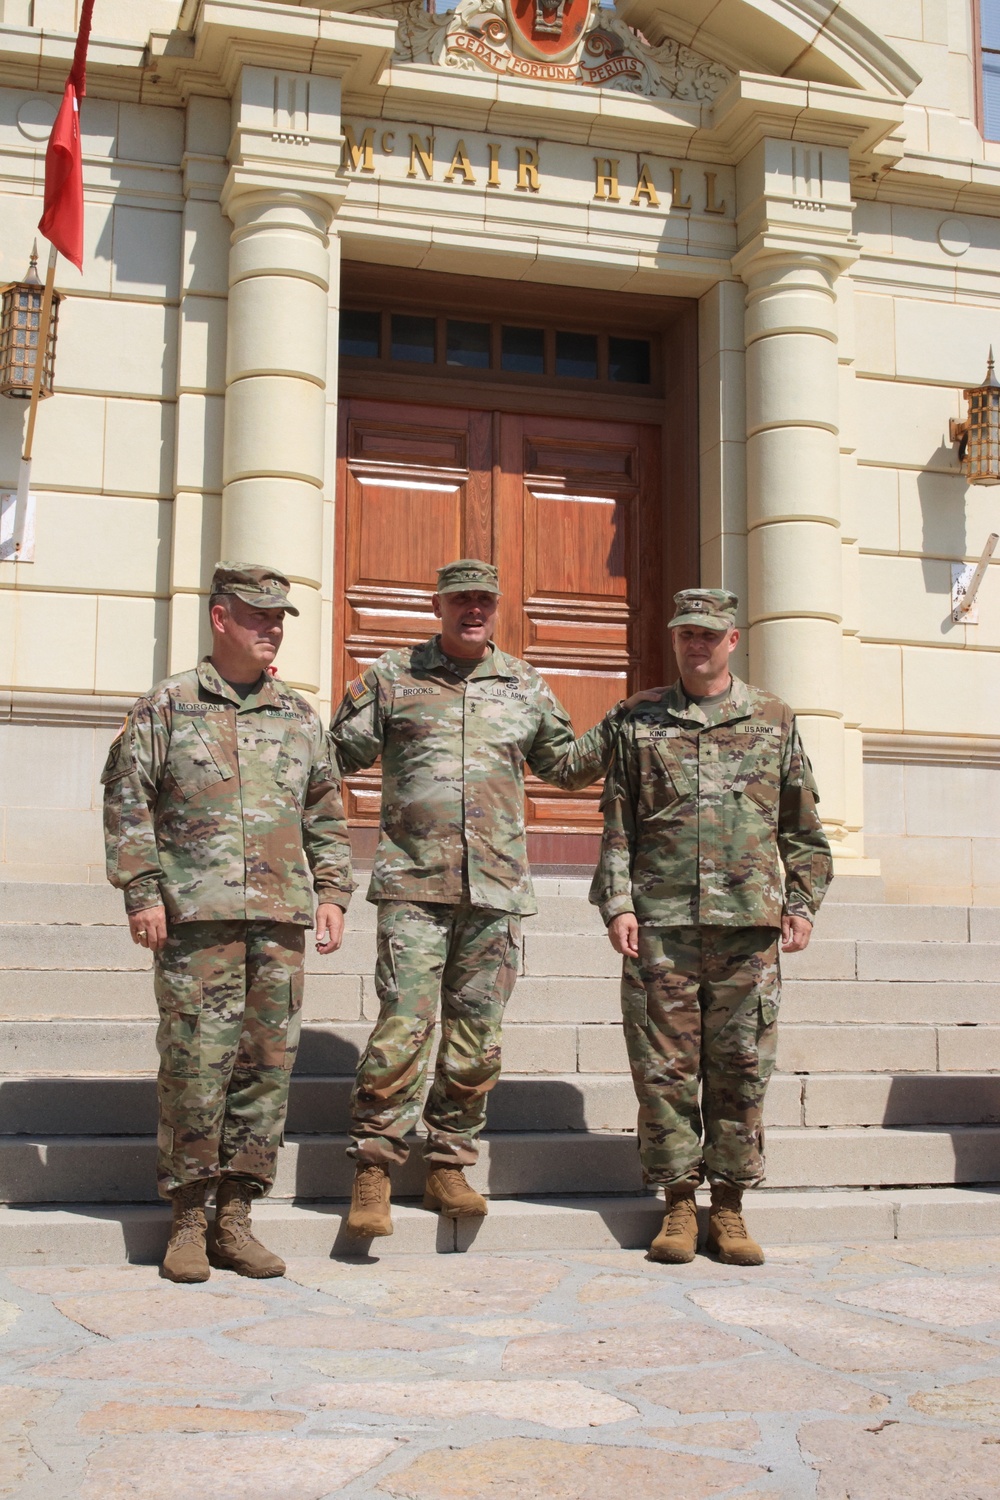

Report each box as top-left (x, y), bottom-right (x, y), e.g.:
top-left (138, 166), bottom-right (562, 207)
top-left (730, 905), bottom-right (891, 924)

top-left (0, 279), bottom-right (59, 400)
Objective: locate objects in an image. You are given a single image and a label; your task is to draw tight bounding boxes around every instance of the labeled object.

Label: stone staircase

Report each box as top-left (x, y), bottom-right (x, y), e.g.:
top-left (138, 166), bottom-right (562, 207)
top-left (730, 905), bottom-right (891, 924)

top-left (1, 877), bottom-right (999, 1263)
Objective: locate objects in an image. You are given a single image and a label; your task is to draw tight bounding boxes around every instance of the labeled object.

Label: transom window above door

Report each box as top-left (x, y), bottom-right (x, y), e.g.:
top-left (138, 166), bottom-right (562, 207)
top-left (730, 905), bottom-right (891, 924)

top-left (340, 307), bottom-right (657, 392)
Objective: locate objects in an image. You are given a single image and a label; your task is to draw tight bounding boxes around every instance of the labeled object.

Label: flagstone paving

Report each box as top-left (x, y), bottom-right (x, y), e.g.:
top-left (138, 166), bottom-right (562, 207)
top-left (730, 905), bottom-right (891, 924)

top-left (1, 1238), bottom-right (1000, 1498)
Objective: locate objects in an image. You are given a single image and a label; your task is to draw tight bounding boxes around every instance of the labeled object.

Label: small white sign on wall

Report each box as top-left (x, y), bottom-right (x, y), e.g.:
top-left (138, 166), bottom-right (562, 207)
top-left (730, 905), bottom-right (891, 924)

top-left (0, 489), bottom-right (36, 562)
top-left (951, 534), bottom-right (999, 624)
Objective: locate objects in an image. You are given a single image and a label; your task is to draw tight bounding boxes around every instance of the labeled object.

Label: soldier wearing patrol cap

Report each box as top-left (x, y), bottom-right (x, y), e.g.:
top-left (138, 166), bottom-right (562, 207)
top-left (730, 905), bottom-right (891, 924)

top-left (101, 562), bottom-right (354, 1283)
top-left (590, 588), bottom-right (833, 1266)
top-left (330, 559), bottom-right (652, 1237)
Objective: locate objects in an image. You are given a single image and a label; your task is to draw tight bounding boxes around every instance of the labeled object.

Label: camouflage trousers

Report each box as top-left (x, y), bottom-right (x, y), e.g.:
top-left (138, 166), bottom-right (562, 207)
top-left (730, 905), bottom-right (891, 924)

top-left (153, 920), bottom-right (304, 1199)
top-left (349, 901), bottom-right (521, 1168)
top-left (621, 925), bottom-right (779, 1190)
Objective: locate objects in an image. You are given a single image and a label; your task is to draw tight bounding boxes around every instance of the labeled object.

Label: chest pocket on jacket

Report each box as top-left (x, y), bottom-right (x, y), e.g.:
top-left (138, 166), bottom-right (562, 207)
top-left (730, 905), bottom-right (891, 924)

top-left (731, 734), bottom-right (782, 819)
top-left (637, 728), bottom-right (692, 814)
top-left (273, 723), bottom-right (313, 803)
top-left (167, 718), bottom-right (232, 801)
top-left (390, 685), bottom-right (446, 740)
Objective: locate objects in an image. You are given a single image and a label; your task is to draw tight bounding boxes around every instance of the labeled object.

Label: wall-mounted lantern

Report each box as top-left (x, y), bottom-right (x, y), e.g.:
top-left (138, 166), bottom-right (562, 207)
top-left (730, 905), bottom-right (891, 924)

top-left (951, 348), bottom-right (1000, 484)
top-left (0, 244), bottom-right (62, 402)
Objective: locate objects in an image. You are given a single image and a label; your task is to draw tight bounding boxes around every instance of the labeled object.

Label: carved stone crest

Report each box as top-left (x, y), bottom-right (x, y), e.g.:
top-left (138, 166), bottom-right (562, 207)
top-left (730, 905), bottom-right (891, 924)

top-left (380, 0), bottom-right (733, 99)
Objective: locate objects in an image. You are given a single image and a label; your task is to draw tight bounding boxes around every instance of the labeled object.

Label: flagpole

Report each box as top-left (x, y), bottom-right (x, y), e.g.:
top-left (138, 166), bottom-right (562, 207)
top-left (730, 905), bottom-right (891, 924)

top-left (13, 0), bottom-right (94, 557)
top-left (12, 242), bottom-right (58, 556)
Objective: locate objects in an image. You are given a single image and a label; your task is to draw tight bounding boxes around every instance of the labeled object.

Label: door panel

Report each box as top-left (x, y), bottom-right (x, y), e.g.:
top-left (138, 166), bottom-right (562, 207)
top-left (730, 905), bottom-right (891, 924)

top-left (335, 401), bottom-right (492, 823)
top-left (496, 413), bottom-right (661, 833)
top-left (334, 399), bottom-right (662, 841)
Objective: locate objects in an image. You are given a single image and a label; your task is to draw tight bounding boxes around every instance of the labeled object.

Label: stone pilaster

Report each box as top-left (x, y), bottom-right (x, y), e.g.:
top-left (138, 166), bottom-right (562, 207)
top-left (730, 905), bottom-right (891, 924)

top-left (168, 96), bottom-right (231, 676)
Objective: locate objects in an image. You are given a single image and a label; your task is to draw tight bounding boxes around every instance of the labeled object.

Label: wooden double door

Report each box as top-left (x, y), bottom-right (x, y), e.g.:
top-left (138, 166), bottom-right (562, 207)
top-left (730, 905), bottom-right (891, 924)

top-left (334, 397), bottom-right (665, 858)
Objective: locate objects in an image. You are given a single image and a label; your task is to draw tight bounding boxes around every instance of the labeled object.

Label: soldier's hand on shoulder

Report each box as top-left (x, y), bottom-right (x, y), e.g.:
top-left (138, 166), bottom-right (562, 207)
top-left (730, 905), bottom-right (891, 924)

top-left (623, 687), bottom-right (666, 711)
top-left (128, 905), bottom-right (168, 953)
top-left (608, 912), bottom-right (640, 957)
top-left (781, 913), bottom-right (813, 953)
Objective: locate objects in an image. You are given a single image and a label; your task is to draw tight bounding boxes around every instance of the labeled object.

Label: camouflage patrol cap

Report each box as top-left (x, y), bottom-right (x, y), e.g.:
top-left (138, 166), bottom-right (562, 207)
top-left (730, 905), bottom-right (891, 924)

top-left (669, 588), bottom-right (738, 631)
top-left (435, 559), bottom-right (501, 596)
top-left (211, 561), bottom-right (299, 617)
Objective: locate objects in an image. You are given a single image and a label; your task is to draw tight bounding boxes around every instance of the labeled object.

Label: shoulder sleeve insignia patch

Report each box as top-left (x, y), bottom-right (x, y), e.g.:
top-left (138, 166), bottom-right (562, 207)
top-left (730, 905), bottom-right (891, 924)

top-left (100, 724), bottom-right (136, 785)
top-left (348, 674), bottom-right (369, 703)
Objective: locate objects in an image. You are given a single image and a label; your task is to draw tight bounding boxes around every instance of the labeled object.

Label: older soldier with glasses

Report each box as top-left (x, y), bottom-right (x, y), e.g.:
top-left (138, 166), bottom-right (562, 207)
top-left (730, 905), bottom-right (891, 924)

top-left (591, 589), bottom-right (833, 1266)
top-left (101, 563), bottom-right (354, 1282)
top-left (330, 559), bottom-right (653, 1237)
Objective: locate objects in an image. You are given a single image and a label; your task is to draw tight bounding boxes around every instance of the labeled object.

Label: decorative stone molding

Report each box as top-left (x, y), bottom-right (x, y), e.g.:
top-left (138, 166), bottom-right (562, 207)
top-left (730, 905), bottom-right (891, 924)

top-left (0, 691), bottom-right (134, 728)
top-left (222, 65), bottom-right (348, 219)
top-left (377, 0), bottom-right (732, 100)
top-left (863, 733), bottom-right (1000, 769)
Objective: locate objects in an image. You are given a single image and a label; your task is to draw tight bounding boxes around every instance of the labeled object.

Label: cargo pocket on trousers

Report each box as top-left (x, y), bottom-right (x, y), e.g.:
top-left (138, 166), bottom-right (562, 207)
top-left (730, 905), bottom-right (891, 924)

top-left (282, 967), bottom-right (305, 1072)
top-left (620, 951), bottom-right (648, 1028)
top-left (166, 1004), bottom-right (202, 1080)
top-left (461, 916), bottom-right (521, 1005)
top-left (507, 916), bottom-right (523, 979)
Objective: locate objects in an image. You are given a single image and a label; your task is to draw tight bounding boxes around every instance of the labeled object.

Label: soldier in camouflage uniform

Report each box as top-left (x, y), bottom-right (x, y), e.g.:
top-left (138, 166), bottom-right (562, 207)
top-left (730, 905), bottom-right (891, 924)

top-left (330, 559), bottom-right (642, 1237)
top-left (590, 589), bottom-right (832, 1266)
top-left (102, 563), bottom-right (354, 1282)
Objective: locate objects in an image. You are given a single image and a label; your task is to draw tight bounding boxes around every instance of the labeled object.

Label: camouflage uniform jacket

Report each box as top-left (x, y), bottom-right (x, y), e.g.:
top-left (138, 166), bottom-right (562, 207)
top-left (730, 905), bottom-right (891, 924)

top-left (102, 659), bottom-right (355, 924)
top-left (330, 636), bottom-right (625, 915)
top-left (590, 675), bottom-right (832, 929)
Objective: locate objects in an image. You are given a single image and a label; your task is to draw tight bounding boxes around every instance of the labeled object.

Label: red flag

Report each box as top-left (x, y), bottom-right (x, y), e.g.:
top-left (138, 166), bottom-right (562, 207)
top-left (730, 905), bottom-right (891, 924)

top-left (38, 0), bottom-right (96, 271)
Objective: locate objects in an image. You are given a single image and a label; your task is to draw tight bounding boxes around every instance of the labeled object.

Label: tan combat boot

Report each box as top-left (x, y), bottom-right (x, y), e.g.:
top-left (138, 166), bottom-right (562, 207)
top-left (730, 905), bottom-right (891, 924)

top-left (707, 1183), bottom-right (765, 1266)
top-left (209, 1179), bottom-right (285, 1278)
top-left (648, 1186), bottom-right (699, 1264)
top-left (423, 1166), bottom-right (487, 1218)
top-left (346, 1163), bottom-right (393, 1237)
top-left (161, 1180), bottom-right (210, 1283)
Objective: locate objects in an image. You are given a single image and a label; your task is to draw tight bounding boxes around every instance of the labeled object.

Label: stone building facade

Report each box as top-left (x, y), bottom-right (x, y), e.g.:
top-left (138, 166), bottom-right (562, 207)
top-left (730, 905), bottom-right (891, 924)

top-left (1, 0), bottom-right (999, 903)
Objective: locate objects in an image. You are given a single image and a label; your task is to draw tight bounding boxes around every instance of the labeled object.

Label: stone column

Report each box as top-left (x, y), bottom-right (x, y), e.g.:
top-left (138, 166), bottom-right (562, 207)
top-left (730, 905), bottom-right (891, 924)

top-left (734, 139), bottom-right (874, 869)
top-left (743, 250), bottom-right (847, 845)
top-left (220, 67), bottom-right (345, 696)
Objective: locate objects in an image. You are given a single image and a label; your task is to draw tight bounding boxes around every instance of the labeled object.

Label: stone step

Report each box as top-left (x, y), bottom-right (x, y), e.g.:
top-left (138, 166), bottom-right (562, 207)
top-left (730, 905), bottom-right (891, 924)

top-left (0, 924), bottom-right (387, 974)
top-left (822, 874), bottom-right (886, 904)
top-left (0, 881), bottom-right (595, 928)
top-left (0, 923), bottom-right (634, 981)
top-left (811, 905), bottom-right (970, 942)
top-left (7, 966), bottom-right (1000, 1032)
top-left (7, 1180), bottom-right (1000, 1269)
top-left (5, 1016), bottom-right (999, 1078)
top-left (0, 1072), bottom-right (808, 1136)
top-left (854, 943), bottom-right (1000, 982)
top-left (802, 1073), bottom-right (1000, 1128)
top-left (0, 870), bottom-right (890, 926)
top-left (783, 941), bottom-right (1000, 982)
top-left (5, 1069), bottom-right (999, 1137)
top-left (781, 980), bottom-right (1000, 1025)
top-left (3, 1124), bottom-right (999, 1204)
top-left (0, 1074), bottom-right (641, 1136)
top-left (0, 969), bottom-right (369, 1023)
top-left (0, 973), bottom-right (627, 1027)
top-left (0, 1019), bottom-right (629, 1074)
top-left (10, 1181), bottom-right (1000, 1267)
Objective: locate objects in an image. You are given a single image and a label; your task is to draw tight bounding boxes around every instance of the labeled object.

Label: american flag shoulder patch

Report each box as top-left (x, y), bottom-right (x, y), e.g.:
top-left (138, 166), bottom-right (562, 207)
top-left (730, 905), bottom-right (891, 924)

top-left (348, 672), bottom-right (372, 703)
